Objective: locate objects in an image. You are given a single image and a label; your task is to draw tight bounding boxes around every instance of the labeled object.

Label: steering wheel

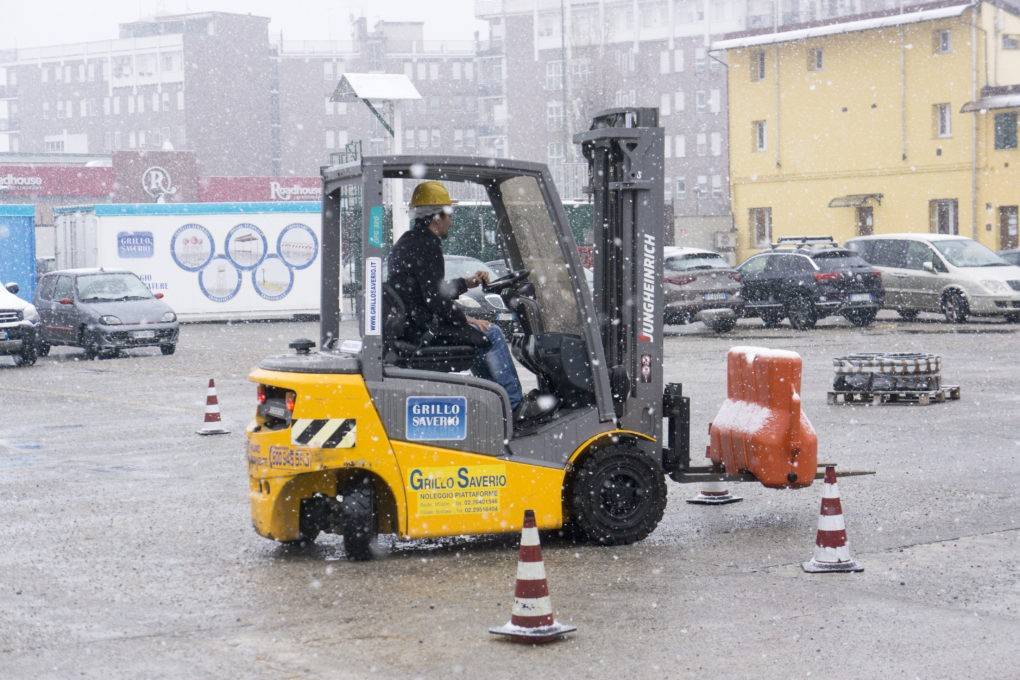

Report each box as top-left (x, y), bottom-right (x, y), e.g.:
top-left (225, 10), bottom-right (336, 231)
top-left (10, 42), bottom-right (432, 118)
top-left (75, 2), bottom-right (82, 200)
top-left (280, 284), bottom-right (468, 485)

top-left (482, 269), bottom-right (530, 293)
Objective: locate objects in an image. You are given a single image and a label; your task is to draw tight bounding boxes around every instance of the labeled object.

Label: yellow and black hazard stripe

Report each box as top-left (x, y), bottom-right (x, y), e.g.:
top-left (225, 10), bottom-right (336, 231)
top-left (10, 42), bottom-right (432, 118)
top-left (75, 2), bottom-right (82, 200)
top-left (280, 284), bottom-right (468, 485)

top-left (291, 418), bottom-right (356, 448)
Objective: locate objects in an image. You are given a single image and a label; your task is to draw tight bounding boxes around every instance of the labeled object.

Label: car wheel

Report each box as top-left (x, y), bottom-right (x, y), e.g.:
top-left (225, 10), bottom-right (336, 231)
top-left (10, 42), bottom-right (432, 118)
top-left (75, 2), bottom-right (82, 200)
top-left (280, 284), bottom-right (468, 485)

top-left (760, 310), bottom-right (785, 328)
top-left (786, 295), bottom-right (817, 330)
top-left (341, 475), bottom-right (378, 561)
top-left (160, 344), bottom-right (176, 356)
top-left (707, 317), bottom-right (737, 333)
top-left (82, 331), bottom-right (101, 360)
top-left (570, 444), bottom-right (667, 546)
top-left (14, 343), bottom-right (37, 367)
top-left (35, 341), bottom-right (51, 357)
top-left (897, 309), bottom-right (919, 321)
top-left (1004, 312), bottom-right (1020, 324)
top-left (844, 309), bottom-right (878, 327)
top-left (941, 291), bottom-right (969, 324)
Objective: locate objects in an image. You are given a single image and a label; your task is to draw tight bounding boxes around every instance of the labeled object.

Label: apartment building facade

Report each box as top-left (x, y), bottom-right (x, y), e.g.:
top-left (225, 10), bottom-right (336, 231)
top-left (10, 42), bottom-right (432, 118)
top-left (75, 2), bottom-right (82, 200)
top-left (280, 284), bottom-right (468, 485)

top-left (716, 0), bottom-right (1020, 261)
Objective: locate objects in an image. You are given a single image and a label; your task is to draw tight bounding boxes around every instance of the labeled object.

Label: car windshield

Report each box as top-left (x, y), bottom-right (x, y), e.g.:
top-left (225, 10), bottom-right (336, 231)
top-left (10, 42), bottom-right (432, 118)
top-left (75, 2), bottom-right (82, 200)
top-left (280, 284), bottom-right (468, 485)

top-left (812, 250), bottom-right (870, 270)
top-left (445, 257), bottom-right (496, 280)
top-left (665, 252), bottom-right (729, 271)
top-left (76, 273), bottom-right (153, 301)
top-left (931, 240), bottom-right (1008, 267)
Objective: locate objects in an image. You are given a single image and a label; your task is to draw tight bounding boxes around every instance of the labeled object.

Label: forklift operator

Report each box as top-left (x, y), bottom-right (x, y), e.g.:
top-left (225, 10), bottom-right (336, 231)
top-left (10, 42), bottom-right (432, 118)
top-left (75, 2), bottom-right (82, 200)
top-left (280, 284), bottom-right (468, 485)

top-left (387, 181), bottom-right (525, 410)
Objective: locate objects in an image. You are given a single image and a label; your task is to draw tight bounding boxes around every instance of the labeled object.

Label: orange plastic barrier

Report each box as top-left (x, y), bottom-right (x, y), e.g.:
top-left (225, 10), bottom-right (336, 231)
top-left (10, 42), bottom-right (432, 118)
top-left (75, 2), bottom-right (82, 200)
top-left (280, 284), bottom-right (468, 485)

top-left (707, 346), bottom-right (817, 489)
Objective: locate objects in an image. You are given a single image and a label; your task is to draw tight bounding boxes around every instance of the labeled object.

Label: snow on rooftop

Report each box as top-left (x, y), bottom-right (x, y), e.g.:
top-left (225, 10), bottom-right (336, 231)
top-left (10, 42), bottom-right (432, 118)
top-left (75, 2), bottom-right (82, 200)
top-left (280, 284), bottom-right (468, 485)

top-left (711, 4), bottom-right (972, 51)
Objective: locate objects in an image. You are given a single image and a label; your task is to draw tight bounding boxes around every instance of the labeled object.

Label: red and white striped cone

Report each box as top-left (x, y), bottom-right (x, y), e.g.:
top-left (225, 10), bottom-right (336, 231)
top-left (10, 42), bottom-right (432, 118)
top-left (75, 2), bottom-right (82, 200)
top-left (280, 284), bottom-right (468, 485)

top-left (196, 378), bottom-right (230, 436)
top-left (802, 465), bottom-right (863, 573)
top-left (687, 480), bottom-right (743, 505)
top-left (489, 509), bottom-right (576, 644)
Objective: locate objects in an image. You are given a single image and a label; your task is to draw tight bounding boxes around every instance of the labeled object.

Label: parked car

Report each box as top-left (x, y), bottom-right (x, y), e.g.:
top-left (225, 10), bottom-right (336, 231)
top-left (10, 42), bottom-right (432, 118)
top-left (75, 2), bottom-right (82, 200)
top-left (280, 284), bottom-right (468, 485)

top-left (662, 246), bottom-right (745, 332)
top-left (848, 234), bottom-right (1020, 323)
top-left (737, 236), bottom-right (884, 330)
top-left (999, 249), bottom-right (1020, 267)
top-left (0, 282), bottom-right (40, 367)
top-left (443, 255), bottom-right (519, 335)
top-left (33, 269), bottom-right (180, 358)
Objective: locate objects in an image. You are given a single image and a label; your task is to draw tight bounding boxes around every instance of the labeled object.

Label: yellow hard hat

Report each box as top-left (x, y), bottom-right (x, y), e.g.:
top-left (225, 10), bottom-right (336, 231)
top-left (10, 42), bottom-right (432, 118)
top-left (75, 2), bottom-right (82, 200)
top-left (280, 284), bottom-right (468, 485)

top-left (410, 181), bottom-right (457, 209)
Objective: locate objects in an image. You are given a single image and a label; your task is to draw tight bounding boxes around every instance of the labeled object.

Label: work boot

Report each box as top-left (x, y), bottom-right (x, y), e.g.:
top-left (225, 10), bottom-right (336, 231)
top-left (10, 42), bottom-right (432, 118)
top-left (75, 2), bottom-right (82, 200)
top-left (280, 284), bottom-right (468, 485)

top-left (513, 390), bottom-right (559, 428)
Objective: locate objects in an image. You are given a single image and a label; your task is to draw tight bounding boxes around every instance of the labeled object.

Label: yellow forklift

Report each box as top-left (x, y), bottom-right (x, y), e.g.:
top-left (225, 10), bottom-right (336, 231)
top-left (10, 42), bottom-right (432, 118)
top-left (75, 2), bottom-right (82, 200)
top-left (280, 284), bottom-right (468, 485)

top-left (245, 108), bottom-right (727, 559)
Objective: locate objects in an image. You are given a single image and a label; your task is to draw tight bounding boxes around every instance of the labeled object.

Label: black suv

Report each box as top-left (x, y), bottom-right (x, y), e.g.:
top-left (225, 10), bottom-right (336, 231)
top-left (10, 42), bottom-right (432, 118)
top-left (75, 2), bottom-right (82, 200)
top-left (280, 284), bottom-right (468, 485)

top-left (737, 236), bottom-right (885, 329)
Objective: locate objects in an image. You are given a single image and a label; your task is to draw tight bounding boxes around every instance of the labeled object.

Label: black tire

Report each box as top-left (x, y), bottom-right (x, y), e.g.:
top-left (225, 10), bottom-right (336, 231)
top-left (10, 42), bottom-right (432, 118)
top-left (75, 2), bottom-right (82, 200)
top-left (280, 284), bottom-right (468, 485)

top-left (14, 343), bottom-right (37, 367)
top-left (760, 309), bottom-right (785, 328)
top-left (160, 344), bottom-right (176, 355)
top-left (843, 308), bottom-right (878, 327)
top-left (82, 333), bottom-right (100, 360)
top-left (1004, 312), bottom-right (1020, 324)
top-left (707, 317), bottom-right (737, 333)
top-left (786, 295), bottom-right (817, 330)
top-left (569, 444), bottom-right (667, 546)
top-left (897, 309), bottom-right (919, 321)
top-left (35, 341), bottom-right (51, 357)
top-left (941, 291), bottom-right (969, 324)
top-left (341, 476), bottom-right (377, 561)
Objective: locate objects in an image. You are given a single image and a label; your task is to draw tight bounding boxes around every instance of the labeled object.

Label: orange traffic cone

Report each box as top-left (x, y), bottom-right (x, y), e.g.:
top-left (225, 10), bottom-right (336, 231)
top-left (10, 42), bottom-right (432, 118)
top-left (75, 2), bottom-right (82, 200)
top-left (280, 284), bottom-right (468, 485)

top-left (802, 466), bottom-right (863, 573)
top-left (197, 378), bottom-right (230, 435)
top-left (489, 509), bottom-right (576, 644)
top-left (687, 479), bottom-right (743, 505)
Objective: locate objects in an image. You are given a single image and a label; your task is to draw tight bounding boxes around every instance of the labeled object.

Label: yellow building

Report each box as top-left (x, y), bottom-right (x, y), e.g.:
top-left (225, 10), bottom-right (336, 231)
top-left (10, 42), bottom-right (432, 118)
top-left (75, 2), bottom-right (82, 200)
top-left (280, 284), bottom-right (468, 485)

top-left (713, 1), bottom-right (1020, 262)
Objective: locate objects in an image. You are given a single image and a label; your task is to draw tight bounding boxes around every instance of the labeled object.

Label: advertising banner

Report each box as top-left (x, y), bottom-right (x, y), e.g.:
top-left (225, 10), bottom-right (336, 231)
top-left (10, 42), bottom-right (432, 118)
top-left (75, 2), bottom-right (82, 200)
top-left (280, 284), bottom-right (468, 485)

top-left (87, 202), bottom-right (323, 320)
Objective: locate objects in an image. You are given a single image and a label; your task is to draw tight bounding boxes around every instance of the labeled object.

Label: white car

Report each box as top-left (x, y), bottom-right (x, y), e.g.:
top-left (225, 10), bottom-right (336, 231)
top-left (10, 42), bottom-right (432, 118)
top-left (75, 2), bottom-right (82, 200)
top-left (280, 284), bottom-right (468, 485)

top-left (846, 234), bottom-right (1020, 323)
top-left (0, 282), bottom-right (41, 366)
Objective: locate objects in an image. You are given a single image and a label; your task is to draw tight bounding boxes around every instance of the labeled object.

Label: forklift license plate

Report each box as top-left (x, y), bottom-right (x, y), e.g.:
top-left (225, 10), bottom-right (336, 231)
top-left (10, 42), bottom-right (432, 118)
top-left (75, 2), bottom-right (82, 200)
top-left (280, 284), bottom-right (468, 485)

top-left (703, 293), bottom-right (728, 301)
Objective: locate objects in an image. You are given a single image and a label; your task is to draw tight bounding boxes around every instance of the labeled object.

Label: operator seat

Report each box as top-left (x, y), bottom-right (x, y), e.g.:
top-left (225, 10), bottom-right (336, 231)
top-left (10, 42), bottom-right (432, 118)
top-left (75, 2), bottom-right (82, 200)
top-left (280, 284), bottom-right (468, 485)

top-left (382, 284), bottom-right (477, 372)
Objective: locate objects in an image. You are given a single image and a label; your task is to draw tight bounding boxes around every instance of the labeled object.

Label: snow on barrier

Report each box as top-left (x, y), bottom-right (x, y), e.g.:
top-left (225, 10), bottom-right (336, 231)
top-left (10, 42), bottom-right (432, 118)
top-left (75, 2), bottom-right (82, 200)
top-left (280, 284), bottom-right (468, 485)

top-left (708, 346), bottom-right (817, 489)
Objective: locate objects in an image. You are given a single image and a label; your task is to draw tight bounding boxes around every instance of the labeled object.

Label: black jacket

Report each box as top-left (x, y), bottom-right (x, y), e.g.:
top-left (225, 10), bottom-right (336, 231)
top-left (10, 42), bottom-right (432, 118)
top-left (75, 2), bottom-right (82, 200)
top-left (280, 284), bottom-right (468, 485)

top-left (386, 225), bottom-right (486, 348)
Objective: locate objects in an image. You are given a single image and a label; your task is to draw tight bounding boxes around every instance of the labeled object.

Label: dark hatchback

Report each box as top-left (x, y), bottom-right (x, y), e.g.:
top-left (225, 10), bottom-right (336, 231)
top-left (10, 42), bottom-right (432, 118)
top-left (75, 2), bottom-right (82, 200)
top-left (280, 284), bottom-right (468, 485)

top-left (33, 269), bottom-right (180, 358)
top-left (737, 237), bottom-right (885, 329)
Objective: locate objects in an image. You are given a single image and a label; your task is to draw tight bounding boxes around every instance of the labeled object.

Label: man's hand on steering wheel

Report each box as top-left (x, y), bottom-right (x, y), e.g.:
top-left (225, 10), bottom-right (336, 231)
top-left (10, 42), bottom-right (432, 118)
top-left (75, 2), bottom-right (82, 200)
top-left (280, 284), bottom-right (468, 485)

top-left (464, 270), bottom-right (490, 289)
top-left (482, 269), bottom-right (531, 293)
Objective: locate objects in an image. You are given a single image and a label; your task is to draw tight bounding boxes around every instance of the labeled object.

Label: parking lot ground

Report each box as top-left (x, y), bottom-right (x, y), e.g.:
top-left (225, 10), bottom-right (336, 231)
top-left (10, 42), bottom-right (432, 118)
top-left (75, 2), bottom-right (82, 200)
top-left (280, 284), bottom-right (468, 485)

top-left (1, 313), bottom-right (1017, 679)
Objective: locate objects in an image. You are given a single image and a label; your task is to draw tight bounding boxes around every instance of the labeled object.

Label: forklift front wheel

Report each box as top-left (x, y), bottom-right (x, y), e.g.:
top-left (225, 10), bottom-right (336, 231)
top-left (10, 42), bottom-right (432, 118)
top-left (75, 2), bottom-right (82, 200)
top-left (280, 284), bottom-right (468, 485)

top-left (569, 445), bottom-right (667, 546)
top-left (341, 475), bottom-right (378, 561)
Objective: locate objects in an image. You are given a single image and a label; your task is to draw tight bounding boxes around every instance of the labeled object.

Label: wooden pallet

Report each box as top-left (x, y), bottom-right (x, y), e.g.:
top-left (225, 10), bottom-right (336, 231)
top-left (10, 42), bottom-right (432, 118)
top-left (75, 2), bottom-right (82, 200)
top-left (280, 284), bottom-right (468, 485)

top-left (827, 385), bottom-right (960, 406)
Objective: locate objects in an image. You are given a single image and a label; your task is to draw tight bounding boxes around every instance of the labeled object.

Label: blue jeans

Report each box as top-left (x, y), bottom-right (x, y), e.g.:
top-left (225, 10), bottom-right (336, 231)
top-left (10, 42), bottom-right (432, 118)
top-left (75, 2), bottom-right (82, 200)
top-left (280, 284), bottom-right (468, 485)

top-left (472, 325), bottom-right (524, 409)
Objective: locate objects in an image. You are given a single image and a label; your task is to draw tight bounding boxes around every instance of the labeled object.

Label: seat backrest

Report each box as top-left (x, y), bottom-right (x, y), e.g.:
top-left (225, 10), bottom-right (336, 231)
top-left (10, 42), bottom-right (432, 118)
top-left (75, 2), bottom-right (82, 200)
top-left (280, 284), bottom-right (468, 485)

top-left (511, 296), bottom-right (545, 336)
top-left (382, 283), bottom-right (408, 341)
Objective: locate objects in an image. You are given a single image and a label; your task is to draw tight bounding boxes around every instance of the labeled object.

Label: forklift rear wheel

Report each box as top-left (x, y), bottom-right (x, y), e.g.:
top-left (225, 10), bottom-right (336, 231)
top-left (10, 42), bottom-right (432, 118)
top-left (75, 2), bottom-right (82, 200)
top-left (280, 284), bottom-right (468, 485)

top-left (570, 445), bottom-right (667, 546)
top-left (341, 476), bottom-right (378, 561)
top-left (760, 310), bottom-right (785, 328)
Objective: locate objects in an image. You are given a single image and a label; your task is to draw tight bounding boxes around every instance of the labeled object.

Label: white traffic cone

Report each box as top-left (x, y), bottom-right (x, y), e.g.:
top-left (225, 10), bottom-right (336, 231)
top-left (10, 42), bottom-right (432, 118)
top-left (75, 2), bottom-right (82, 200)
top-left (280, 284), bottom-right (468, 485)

top-left (197, 378), bottom-right (230, 435)
top-left (802, 466), bottom-right (863, 573)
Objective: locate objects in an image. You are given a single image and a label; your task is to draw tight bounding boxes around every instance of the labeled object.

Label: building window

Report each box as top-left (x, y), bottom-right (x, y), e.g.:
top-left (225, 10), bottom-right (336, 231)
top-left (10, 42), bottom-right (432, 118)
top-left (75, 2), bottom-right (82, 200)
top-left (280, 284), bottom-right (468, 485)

top-left (934, 103), bottom-right (952, 138)
top-left (161, 91), bottom-right (170, 112)
top-left (325, 130), bottom-right (335, 148)
top-left (994, 112), bottom-right (1018, 150)
top-left (88, 62), bottom-right (96, 81)
top-left (42, 102), bottom-right (50, 120)
top-left (676, 178), bottom-right (686, 198)
top-left (431, 128), bottom-right (441, 147)
top-left (176, 91), bottom-right (184, 110)
top-left (404, 129), bottom-right (415, 150)
top-left (929, 199), bottom-right (958, 234)
top-left (808, 47), bottom-right (823, 71)
top-left (323, 62), bottom-right (333, 81)
top-left (416, 62), bottom-right (427, 81)
top-left (709, 89), bottom-right (721, 114)
top-left (337, 130), bottom-right (349, 147)
top-left (44, 138), bottom-right (65, 152)
top-left (696, 175), bottom-right (708, 198)
top-left (674, 91), bottom-right (685, 111)
top-left (659, 93), bottom-right (671, 116)
top-left (753, 120), bottom-right (767, 151)
top-left (546, 100), bottom-right (564, 130)
top-left (674, 135), bottom-right (686, 158)
top-left (453, 129), bottom-right (464, 148)
top-left (696, 133), bottom-right (707, 156)
top-left (429, 63), bottom-right (439, 80)
top-left (695, 46), bottom-right (707, 71)
top-left (452, 62), bottom-right (462, 80)
top-left (137, 94), bottom-right (145, 114)
top-left (751, 49), bottom-right (766, 81)
top-left (659, 50), bottom-right (670, 74)
top-left (41, 65), bottom-right (49, 83)
top-left (1004, 34), bottom-right (1020, 50)
top-left (673, 48), bottom-right (684, 72)
top-left (113, 96), bottom-right (121, 115)
top-left (547, 141), bottom-right (565, 162)
top-left (711, 175), bottom-right (723, 196)
top-left (151, 92), bottom-right (159, 112)
top-left (750, 207), bottom-right (772, 247)
top-left (710, 132), bottom-right (722, 156)
top-left (545, 61), bottom-right (563, 90)
top-left (325, 98), bottom-right (333, 115)
top-left (695, 90), bottom-right (707, 111)
top-left (933, 29), bottom-right (951, 54)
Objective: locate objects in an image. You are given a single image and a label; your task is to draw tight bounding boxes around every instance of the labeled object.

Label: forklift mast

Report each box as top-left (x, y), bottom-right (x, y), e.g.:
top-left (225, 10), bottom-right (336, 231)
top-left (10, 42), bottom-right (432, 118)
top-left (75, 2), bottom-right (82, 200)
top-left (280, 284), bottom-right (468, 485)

top-left (575, 108), bottom-right (665, 437)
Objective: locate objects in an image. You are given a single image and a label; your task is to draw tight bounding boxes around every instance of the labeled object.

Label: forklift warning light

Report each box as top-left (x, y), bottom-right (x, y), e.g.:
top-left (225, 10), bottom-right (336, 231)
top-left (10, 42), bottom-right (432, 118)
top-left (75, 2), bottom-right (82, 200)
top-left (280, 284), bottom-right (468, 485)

top-left (406, 396), bottom-right (468, 441)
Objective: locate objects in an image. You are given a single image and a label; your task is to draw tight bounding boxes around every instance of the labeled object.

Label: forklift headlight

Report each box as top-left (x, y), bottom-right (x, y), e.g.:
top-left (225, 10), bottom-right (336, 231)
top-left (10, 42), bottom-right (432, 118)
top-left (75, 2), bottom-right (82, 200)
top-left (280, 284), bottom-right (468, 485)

top-left (100, 315), bottom-right (122, 325)
top-left (457, 295), bottom-right (481, 309)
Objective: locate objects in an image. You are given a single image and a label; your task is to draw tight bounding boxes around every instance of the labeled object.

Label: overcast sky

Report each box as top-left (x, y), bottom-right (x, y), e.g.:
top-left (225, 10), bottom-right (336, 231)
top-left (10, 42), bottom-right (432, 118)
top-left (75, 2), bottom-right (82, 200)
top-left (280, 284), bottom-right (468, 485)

top-left (0, 0), bottom-right (488, 49)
